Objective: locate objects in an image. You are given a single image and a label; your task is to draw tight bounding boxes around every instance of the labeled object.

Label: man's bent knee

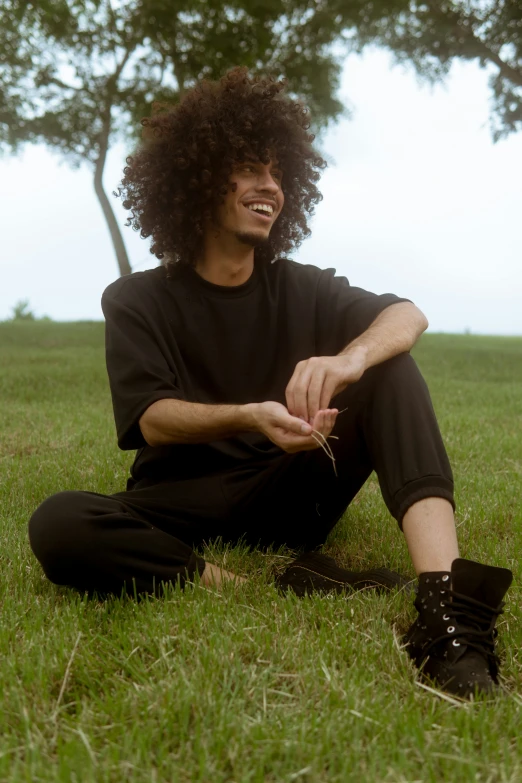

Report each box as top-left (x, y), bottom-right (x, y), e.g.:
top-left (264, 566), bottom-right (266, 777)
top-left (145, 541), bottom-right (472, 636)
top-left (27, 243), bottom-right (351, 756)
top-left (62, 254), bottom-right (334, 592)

top-left (367, 351), bottom-right (426, 392)
top-left (377, 351), bottom-right (417, 376)
top-left (28, 490), bottom-right (92, 584)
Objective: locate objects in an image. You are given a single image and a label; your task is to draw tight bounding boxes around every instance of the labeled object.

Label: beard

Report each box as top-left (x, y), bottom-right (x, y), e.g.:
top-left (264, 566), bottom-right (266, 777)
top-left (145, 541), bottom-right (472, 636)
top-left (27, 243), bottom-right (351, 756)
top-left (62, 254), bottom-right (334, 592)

top-left (234, 229), bottom-right (271, 248)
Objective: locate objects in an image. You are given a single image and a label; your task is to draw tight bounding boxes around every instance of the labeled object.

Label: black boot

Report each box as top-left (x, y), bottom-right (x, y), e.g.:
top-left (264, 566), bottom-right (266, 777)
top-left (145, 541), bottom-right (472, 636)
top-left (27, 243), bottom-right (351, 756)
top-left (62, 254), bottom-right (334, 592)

top-left (403, 558), bottom-right (513, 698)
top-left (276, 551), bottom-right (414, 597)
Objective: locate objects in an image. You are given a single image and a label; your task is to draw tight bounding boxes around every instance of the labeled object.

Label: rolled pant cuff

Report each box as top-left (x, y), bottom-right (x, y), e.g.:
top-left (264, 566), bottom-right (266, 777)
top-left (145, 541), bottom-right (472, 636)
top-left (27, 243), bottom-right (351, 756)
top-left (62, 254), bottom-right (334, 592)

top-left (186, 551), bottom-right (207, 584)
top-left (394, 476), bottom-right (455, 531)
top-left (154, 550), bottom-right (206, 595)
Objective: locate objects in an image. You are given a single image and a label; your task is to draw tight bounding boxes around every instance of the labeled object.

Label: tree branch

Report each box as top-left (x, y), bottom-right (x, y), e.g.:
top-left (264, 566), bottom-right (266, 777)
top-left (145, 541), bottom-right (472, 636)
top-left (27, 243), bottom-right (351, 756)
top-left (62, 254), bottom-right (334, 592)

top-left (465, 32), bottom-right (522, 88)
top-left (434, 2), bottom-right (522, 89)
top-left (113, 46), bottom-right (133, 84)
top-left (45, 76), bottom-right (82, 92)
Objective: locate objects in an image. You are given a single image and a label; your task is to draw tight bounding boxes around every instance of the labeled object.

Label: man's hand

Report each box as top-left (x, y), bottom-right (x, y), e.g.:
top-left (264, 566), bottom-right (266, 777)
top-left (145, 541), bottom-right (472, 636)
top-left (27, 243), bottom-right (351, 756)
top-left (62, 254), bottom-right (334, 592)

top-left (248, 401), bottom-right (338, 454)
top-left (285, 350), bottom-right (366, 424)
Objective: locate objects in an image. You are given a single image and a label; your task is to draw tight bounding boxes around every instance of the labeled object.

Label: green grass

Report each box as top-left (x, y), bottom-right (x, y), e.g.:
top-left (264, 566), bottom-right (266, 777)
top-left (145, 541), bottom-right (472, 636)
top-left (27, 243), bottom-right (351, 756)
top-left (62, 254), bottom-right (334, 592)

top-left (0, 322), bottom-right (521, 782)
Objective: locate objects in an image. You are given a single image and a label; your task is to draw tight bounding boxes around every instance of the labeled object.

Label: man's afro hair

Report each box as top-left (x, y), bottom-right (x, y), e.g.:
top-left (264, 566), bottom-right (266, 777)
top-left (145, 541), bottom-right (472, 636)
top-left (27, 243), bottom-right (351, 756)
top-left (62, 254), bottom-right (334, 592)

top-left (114, 66), bottom-right (327, 273)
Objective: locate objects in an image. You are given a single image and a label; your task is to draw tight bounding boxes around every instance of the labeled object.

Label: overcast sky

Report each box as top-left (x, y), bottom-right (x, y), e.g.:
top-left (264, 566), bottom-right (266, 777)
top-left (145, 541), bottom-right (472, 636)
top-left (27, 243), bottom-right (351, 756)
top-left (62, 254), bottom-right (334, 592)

top-left (1, 49), bottom-right (521, 335)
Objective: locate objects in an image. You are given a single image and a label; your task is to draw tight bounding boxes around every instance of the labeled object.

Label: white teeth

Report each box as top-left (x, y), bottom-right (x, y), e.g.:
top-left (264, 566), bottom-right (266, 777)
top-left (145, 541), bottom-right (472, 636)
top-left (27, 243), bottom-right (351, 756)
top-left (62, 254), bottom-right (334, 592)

top-left (247, 203), bottom-right (273, 215)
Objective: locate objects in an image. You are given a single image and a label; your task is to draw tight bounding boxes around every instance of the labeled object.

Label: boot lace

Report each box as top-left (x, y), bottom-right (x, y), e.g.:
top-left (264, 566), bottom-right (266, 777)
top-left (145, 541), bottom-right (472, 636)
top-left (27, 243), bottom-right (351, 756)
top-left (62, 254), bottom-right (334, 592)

top-left (424, 589), bottom-right (505, 670)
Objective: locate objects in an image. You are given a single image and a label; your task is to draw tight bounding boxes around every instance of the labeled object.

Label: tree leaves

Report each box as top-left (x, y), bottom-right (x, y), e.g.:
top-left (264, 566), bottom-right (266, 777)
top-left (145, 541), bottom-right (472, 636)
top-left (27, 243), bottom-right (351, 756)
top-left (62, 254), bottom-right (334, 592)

top-left (0, 0), bottom-right (350, 274)
top-left (0, 0), bottom-right (519, 276)
top-left (343, 0), bottom-right (522, 142)
top-left (0, 0), bottom-right (348, 168)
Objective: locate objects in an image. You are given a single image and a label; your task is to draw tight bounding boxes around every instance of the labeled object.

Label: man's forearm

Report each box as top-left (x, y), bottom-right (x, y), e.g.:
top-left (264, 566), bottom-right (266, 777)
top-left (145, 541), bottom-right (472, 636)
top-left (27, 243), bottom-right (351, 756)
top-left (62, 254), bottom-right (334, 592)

top-left (338, 302), bottom-right (428, 371)
top-left (140, 399), bottom-right (257, 447)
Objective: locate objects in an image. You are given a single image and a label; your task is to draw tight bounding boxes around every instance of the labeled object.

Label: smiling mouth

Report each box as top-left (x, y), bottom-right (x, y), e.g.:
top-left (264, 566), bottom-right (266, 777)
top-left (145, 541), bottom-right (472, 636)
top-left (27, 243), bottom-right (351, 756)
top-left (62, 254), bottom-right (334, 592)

top-left (243, 205), bottom-right (273, 222)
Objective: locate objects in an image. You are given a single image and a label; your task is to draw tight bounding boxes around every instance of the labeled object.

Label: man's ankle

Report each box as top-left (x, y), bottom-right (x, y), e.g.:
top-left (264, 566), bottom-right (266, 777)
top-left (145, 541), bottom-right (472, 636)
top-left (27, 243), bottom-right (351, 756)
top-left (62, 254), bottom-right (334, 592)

top-left (200, 562), bottom-right (247, 588)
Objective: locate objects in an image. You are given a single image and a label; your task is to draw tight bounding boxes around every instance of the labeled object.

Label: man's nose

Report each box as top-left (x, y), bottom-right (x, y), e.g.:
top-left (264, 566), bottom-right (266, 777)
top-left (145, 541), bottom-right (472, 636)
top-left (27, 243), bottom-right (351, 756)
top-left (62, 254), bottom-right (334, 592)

top-left (256, 170), bottom-right (279, 192)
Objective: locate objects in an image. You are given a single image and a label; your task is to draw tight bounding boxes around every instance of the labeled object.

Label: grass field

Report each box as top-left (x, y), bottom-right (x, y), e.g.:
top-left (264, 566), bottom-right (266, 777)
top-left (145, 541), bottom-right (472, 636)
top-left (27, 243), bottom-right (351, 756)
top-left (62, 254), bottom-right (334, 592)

top-left (0, 322), bottom-right (521, 782)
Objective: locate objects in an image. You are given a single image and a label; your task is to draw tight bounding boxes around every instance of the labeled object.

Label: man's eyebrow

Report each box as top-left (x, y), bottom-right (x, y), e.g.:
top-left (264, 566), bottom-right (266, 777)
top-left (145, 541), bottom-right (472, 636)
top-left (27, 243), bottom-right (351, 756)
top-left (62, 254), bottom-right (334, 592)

top-left (235, 156), bottom-right (283, 174)
top-left (240, 154), bottom-right (281, 165)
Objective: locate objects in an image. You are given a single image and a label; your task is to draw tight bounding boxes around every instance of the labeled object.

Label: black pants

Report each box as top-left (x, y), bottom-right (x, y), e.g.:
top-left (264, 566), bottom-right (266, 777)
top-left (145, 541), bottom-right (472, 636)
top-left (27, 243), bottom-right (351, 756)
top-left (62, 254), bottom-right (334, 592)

top-left (28, 353), bottom-right (455, 596)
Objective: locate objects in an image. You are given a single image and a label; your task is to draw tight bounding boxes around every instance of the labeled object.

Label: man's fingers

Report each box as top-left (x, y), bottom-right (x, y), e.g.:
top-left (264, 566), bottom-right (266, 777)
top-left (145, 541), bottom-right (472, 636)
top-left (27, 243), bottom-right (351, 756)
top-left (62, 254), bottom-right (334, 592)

top-left (328, 409), bottom-right (338, 432)
top-left (311, 409), bottom-right (337, 436)
top-left (319, 380), bottom-right (338, 413)
top-left (285, 383), bottom-right (294, 417)
top-left (307, 371), bottom-right (326, 424)
top-left (292, 368), bottom-right (313, 421)
top-left (276, 407), bottom-right (340, 453)
top-left (279, 414), bottom-right (312, 436)
top-left (309, 410), bottom-right (327, 439)
top-left (288, 369), bottom-right (340, 423)
top-left (285, 367), bottom-right (301, 417)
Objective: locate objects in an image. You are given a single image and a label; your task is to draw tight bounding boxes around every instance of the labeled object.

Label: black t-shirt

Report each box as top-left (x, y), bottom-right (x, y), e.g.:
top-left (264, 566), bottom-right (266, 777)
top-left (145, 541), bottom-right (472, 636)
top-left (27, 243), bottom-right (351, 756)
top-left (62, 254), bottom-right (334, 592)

top-left (101, 258), bottom-right (410, 487)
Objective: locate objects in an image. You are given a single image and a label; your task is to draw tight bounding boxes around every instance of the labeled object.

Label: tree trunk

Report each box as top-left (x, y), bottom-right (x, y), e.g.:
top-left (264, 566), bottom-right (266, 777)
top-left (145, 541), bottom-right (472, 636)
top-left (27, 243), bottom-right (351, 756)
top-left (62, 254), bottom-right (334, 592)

top-left (94, 104), bottom-right (132, 277)
top-left (93, 170), bottom-right (132, 277)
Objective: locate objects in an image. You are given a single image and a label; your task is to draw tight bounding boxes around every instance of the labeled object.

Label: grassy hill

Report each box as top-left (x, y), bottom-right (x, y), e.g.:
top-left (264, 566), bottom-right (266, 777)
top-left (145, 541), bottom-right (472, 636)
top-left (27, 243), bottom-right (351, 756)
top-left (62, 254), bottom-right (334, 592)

top-left (0, 322), bottom-right (520, 782)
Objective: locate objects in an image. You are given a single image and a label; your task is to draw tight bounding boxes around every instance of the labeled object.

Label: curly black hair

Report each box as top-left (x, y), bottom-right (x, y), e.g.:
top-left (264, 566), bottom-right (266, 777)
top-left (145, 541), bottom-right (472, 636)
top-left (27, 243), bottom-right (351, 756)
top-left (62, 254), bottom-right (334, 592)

top-left (114, 66), bottom-right (327, 275)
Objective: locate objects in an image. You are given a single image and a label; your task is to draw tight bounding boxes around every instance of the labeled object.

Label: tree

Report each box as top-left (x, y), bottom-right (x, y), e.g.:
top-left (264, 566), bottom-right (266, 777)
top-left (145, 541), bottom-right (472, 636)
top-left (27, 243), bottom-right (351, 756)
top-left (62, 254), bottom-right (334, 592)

top-left (2, 2), bottom-right (519, 279)
top-left (339, 0), bottom-right (522, 142)
top-left (0, 0), bottom-right (349, 277)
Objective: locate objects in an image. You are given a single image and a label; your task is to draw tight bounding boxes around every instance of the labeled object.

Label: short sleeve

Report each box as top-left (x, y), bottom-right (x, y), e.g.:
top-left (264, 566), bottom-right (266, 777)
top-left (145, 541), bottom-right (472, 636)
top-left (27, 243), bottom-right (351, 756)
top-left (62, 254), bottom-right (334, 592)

top-left (315, 268), bottom-right (412, 355)
top-left (101, 286), bottom-right (183, 450)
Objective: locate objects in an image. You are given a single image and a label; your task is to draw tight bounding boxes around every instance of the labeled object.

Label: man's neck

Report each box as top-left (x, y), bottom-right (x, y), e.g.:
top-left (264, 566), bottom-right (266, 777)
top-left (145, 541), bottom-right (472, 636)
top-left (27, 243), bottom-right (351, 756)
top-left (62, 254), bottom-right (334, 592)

top-left (196, 248), bottom-right (254, 286)
top-left (196, 224), bottom-right (254, 286)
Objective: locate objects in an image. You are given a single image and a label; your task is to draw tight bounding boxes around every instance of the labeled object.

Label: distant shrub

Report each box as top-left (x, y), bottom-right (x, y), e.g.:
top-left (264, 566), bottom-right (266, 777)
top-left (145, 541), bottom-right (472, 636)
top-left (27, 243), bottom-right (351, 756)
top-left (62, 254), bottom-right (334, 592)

top-left (11, 300), bottom-right (35, 321)
top-left (8, 300), bottom-right (52, 322)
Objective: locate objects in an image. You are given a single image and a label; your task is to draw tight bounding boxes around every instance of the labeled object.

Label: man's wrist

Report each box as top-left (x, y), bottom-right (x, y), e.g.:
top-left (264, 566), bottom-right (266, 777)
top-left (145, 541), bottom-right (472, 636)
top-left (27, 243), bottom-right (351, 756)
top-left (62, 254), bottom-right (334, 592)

top-left (240, 402), bottom-right (260, 433)
top-left (338, 344), bottom-right (369, 373)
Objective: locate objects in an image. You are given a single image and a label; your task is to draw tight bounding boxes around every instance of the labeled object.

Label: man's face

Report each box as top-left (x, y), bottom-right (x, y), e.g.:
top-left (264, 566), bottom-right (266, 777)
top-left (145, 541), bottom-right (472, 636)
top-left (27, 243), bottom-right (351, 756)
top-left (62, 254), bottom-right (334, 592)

top-left (210, 154), bottom-right (285, 247)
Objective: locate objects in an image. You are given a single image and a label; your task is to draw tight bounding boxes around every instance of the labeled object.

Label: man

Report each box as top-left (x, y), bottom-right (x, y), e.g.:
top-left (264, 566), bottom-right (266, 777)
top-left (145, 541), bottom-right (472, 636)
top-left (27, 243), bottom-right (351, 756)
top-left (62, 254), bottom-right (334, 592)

top-left (28, 67), bottom-right (512, 699)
